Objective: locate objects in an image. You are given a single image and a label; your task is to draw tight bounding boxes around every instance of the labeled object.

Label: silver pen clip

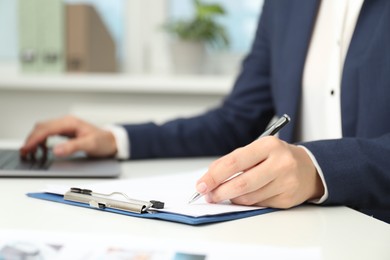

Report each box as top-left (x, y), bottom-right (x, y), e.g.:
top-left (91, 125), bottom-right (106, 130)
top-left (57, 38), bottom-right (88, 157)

top-left (64, 187), bottom-right (164, 214)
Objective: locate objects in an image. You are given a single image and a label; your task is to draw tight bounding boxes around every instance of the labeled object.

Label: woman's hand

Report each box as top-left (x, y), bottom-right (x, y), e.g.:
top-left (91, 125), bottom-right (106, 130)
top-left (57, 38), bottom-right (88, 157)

top-left (20, 115), bottom-right (117, 158)
top-left (195, 136), bottom-right (324, 208)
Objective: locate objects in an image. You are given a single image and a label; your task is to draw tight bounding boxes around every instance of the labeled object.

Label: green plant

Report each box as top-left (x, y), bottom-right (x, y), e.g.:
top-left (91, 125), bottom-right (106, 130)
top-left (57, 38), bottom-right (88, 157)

top-left (164, 0), bottom-right (229, 48)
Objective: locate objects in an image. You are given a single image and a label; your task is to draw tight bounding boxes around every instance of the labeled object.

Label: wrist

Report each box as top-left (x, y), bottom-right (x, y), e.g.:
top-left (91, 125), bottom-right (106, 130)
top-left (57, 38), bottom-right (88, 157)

top-left (103, 125), bottom-right (130, 159)
top-left (294, 146), bottom-right (325, 201)
top-left (310, 169), bottom-right (325, 200)
top-left (105, 130), bottom-right (118, 157)
top-left (297, 145), bottom-right (328, 203)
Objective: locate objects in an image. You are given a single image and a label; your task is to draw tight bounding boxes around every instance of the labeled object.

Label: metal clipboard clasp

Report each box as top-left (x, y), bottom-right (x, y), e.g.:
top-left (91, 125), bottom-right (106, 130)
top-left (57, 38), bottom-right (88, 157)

top-left (64, 187), bottom-right (164, 214)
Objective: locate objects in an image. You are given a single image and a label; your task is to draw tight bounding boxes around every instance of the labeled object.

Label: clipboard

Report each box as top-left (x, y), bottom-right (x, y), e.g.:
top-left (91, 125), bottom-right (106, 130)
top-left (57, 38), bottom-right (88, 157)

top-left (27, 170), bottom-right (279, 225)
top-left (27, 190), bottom-right (278, 225)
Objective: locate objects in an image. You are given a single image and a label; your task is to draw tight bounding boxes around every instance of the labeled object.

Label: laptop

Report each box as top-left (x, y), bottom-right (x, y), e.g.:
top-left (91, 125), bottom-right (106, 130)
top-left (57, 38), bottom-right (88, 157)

top-left (0, 148), bottom-right (121, 178)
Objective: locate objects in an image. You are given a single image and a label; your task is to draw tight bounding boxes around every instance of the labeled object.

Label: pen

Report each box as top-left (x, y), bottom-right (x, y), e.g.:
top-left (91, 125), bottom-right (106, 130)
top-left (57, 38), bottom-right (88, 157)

top-left (188, 114), bottom-right (291, 204)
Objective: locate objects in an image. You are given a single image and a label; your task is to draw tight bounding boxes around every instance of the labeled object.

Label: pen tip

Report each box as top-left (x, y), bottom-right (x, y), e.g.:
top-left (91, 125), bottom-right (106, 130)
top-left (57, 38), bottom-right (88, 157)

top-left (188, 192), bottom-right (201, 204)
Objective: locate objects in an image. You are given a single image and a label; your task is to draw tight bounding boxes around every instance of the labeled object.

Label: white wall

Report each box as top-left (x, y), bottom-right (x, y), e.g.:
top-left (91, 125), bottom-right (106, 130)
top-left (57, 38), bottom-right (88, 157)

top-left (0, 75), bottom-right (233, 140)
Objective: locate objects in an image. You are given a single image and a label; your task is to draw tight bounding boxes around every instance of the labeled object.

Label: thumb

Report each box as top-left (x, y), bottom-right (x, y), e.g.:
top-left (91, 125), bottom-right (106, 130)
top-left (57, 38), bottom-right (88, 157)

top-left (53, 138), bottom-right (88, 157)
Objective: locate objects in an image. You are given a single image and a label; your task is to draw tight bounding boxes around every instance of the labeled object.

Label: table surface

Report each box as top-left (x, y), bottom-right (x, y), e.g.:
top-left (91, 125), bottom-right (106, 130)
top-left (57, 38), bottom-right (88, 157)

top-left (1, 154), bottom-right (389, 259)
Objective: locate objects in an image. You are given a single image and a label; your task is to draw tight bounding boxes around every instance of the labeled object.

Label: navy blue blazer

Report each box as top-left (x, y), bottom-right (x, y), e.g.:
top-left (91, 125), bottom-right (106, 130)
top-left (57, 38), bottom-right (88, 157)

top-left (123, 0), bottom-right (390, 221)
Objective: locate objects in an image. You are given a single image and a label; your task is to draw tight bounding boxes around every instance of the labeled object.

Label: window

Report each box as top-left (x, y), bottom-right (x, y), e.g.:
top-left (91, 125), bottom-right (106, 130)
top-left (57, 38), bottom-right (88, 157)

top-left (0, 0), bottom-right (126, 71)
top-left (0, 0), bottom-right (18, 61)
top-left (0, 0), bottom-right (264, 75)
top-left (169, 0), bottom-right (264, 54)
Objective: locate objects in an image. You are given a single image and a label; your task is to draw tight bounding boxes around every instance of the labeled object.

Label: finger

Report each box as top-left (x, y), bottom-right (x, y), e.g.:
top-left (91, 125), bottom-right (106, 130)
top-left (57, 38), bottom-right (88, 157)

top-left (231, 173), bottom-right (306, 209)
top-left (252, 193), bottom-right (297, 209)
top-left (39, 143), bottom-right (48, 162)
top-left (206, 161), bottom-right (277, 203)
top-left (21, 117), bottom-right (79, 154)
top-left (196, 137), bottom-right (277, 194)
top-left (20, 145), bottom-right (38, 160)
top-left (255, 180), bottom-right (317, 209)
top-left (53, 136), bottom-right (92, 157)
top-left (229, 179), bottom-right (283, 206)
top-left (54, 133), bottom-right (106, 157)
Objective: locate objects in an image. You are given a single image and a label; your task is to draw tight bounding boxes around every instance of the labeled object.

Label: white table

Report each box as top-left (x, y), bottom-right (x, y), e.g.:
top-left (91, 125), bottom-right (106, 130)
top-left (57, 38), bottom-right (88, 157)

top-left (1, 156), bottom-right (390, 259)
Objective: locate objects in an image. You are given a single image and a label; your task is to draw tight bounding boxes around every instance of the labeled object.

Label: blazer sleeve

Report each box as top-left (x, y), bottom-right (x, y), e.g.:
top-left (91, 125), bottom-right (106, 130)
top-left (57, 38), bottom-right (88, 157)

top-left (301, 133), bottom-right (390, 210)
top-left (122, 2), bottom-right (275, 159)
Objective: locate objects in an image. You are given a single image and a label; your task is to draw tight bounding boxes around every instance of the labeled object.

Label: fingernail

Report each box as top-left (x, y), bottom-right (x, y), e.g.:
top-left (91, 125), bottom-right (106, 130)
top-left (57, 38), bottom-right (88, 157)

top-left (196, 182), bottom-right (208, 194)
top-left (54, 145), bottom-right (64, 156)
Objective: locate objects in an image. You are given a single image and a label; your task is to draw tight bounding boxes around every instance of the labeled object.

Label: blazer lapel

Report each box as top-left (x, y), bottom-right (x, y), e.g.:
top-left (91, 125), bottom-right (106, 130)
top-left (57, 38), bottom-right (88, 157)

top-left (341, 0), bottom-right (387, 137)
top-left (277, 0), bottom-right (321, 142)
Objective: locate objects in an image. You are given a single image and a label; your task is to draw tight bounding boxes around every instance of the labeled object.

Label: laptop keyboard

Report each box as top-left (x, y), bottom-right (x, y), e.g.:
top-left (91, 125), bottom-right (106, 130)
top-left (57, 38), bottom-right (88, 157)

top-left (0, 149), bottom-right (53, 170)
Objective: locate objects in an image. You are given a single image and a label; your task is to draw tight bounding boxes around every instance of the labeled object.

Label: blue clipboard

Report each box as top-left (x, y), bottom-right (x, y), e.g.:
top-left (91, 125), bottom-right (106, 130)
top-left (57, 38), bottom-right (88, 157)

top-left (27, 192), bottom-right (278, 226)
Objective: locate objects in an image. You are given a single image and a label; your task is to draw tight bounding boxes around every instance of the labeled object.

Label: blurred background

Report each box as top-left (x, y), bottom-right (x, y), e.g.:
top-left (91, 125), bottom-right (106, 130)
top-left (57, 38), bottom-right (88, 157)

top-left (0, 0), bottom-right (264, 140)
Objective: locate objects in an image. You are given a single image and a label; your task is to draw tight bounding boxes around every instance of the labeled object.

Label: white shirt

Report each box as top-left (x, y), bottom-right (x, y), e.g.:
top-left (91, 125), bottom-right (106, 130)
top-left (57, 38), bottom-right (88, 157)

top-left (108, 0), bottom-right (365, 203)
top-left (299, 0), bottom-right (364, 142)
top-left (300, 0), bottom-right (364, 203)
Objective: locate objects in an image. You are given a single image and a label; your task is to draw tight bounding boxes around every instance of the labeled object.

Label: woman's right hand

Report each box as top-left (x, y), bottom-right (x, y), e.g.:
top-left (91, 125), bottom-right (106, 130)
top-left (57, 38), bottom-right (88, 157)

top-left (20, 115), bottom-right (117, 158)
